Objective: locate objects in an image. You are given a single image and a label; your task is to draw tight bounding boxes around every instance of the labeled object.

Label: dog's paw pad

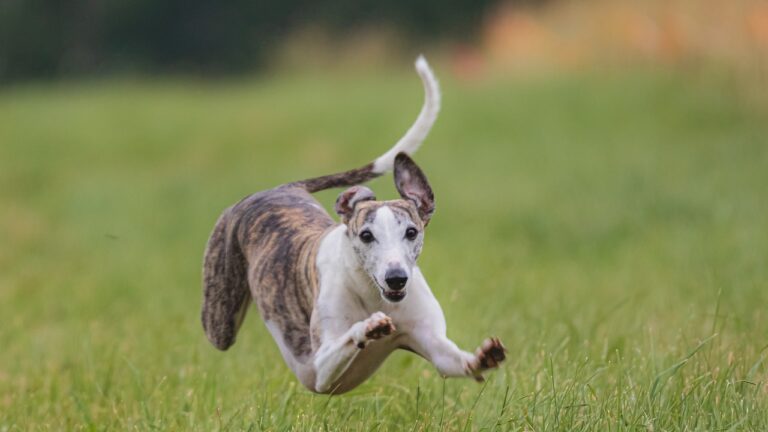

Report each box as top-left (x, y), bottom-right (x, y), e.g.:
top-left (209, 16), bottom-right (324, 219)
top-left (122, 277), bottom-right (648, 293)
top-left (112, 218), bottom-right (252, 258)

top-left (365, 313), bottom-right (395, 340)
top-left (474, 337), bottom-right (507, 370)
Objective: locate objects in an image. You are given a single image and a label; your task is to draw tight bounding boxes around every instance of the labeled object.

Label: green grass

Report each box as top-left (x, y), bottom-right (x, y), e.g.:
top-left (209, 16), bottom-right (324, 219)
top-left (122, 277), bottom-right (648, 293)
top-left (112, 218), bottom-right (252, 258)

top-left (1, 66), bottom-right (767, 430)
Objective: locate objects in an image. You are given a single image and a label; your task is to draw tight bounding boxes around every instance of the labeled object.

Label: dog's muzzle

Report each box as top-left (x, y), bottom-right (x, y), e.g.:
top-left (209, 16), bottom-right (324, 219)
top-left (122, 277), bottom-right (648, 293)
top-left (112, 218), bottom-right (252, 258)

top-left (382, 269), bottom-right (408, 302)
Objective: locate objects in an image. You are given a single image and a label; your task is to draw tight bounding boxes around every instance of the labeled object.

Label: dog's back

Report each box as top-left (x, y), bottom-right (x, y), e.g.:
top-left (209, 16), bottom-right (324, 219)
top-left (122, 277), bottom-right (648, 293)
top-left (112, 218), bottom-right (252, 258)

top-left (202, 185), bottom-right (333, 358)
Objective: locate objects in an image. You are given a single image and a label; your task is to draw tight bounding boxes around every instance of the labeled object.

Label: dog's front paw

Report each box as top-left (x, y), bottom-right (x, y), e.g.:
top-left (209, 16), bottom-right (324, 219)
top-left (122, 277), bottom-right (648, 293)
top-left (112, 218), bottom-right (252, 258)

top-left (364, 312), bottom-right (396, 341)
top-left (471, 337), bottom-right (506, 373)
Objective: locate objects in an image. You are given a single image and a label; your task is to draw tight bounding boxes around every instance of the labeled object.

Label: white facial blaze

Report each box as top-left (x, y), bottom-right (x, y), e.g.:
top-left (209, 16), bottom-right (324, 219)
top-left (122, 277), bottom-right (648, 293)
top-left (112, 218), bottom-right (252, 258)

top-left (374, 207), bottom-right (405, 278)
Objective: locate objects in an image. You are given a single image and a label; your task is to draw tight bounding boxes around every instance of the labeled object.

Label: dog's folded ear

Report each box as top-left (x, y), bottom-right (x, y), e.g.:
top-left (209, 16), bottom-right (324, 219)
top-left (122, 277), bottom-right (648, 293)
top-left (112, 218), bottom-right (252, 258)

top-left (335, 186), bottom-right (376, 224)
top-left (394, 152), bottom-right (435, 225)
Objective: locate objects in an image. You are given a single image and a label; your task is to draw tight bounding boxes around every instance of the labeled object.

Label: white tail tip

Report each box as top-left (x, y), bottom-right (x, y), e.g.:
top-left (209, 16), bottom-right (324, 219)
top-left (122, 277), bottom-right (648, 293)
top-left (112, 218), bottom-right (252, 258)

top-left (372, 55), bottom-right (441, 173)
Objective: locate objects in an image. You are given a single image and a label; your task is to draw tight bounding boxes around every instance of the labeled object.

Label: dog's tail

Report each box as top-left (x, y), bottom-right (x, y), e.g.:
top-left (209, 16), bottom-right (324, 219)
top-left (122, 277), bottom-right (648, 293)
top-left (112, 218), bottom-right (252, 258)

top-left (292, 55), bottom-right (441, 193)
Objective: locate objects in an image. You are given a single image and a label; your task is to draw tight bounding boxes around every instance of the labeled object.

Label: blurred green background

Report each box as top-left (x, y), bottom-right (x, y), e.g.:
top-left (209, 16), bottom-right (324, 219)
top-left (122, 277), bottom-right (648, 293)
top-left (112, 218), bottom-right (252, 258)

top-left (1, 0), bottom-right (768, 430)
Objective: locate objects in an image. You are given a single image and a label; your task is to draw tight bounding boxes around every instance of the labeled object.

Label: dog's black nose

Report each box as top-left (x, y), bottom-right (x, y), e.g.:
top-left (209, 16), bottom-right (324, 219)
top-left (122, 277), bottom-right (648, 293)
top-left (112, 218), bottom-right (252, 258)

top-left (385, 269), bottom-right (408, 290)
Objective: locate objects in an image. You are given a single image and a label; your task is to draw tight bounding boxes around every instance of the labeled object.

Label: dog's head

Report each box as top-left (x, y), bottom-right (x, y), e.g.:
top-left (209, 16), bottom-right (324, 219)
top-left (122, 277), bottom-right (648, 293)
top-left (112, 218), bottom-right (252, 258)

top-left (335, 153), bottom-right (435, 303)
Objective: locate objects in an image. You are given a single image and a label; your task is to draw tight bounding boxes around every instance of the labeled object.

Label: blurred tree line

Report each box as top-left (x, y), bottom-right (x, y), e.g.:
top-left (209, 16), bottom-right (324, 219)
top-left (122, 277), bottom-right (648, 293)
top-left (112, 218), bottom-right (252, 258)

top-left (0, 0), bottom-right (527, 83)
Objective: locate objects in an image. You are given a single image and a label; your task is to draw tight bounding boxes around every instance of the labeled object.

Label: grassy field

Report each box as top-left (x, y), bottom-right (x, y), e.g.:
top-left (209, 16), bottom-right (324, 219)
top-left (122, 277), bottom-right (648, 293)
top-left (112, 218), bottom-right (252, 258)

top-left (1, 65), bottom-right (767, 430)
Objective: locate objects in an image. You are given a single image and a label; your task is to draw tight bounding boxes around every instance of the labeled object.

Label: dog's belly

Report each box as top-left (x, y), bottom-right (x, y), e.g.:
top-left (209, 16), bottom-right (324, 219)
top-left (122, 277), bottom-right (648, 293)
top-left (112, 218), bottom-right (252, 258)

top-left (331, 337), bottom-right (402, 393)
top-left (264, 320), bottom-right (317, 388)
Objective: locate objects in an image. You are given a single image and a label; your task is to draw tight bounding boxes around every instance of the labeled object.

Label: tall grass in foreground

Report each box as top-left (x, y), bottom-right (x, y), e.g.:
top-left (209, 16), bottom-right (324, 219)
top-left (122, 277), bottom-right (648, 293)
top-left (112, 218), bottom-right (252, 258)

top-left (1, 66), bottom-right (767, 430)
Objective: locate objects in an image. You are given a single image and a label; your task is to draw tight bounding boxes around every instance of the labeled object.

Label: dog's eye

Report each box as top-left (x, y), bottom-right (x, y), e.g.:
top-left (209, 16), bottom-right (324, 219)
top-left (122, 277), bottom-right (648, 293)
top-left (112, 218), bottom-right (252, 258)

top-left (405, 227), bottom-right (419, 240)
top-left (359, 230), bottom-right (375, 244)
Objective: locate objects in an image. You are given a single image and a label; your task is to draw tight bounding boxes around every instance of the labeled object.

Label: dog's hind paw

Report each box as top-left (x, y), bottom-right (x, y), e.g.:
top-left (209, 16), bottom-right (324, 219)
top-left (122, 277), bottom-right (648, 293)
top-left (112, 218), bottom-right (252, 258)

top-left (473, 337), bottom-right (507, 371)
top-left (364, 312), bottom-right (396, 341)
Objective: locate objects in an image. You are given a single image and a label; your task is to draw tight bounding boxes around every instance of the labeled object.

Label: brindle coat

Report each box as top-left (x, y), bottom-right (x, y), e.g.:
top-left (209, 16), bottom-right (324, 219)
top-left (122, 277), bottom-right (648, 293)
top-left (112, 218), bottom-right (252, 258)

top-left (202, 162), bottom-right (382, 358)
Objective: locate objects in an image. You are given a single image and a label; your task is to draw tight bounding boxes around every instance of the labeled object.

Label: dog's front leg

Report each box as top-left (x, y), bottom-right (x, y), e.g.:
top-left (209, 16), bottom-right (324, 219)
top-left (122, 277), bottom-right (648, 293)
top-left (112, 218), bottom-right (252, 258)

top-left (406, 289), bottom-right (506, 380)
top-left (313, 312), bottom-right (395, 393)
top-left (410, 330), bottom-right (506, 380)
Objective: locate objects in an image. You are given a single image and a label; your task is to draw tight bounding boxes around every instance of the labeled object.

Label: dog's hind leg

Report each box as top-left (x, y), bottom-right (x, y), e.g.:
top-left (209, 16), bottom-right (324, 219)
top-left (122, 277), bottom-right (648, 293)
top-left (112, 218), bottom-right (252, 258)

top-left (312, 312), bottom-right (395, 393)
top-left (201, 208), bottom-right (252, 350)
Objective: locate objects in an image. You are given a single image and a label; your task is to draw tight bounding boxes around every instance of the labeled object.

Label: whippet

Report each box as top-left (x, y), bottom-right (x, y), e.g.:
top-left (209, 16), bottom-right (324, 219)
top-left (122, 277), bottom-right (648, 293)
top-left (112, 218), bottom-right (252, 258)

top-left (202, 56), bottom-right (506, 394)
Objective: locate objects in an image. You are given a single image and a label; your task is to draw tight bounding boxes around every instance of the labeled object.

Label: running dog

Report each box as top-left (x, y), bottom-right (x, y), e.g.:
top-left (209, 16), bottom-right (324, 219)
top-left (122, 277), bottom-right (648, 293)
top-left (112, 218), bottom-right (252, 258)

top-left (202, 56), bottom-right (506, 394)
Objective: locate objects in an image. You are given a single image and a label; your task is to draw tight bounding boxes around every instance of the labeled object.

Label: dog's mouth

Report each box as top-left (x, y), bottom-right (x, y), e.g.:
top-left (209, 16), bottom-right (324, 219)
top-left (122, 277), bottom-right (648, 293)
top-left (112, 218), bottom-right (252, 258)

top-left (381, 288), bottom-right (406, 303)
top-left (371, 277), bottom-right (407, 303)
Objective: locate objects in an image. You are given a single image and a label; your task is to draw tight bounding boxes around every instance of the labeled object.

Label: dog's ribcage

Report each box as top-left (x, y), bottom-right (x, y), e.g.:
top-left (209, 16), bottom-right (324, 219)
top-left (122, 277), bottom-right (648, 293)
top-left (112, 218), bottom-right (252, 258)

top-left (234, 186), bottom-right (333, 359)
